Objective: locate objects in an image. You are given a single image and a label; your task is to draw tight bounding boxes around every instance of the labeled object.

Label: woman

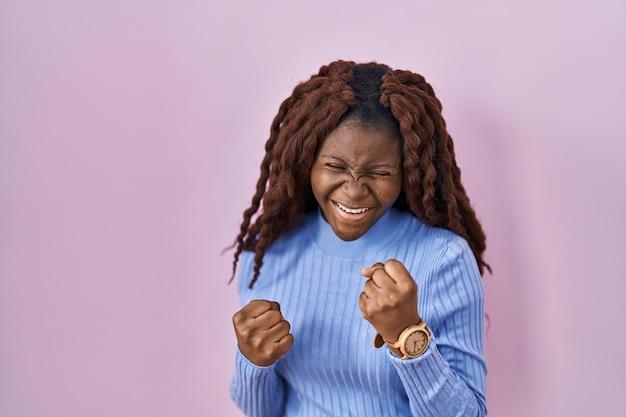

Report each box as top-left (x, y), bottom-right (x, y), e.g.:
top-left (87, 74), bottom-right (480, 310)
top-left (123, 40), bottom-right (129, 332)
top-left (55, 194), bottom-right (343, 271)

top-left (229, 60), bottom-right (489, 416)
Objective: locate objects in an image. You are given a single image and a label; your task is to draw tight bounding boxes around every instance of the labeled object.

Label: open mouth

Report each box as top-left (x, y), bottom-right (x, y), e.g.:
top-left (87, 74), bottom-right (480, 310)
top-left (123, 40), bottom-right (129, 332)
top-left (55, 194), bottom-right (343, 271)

top-left (335, 202), bottom-right (369, 214)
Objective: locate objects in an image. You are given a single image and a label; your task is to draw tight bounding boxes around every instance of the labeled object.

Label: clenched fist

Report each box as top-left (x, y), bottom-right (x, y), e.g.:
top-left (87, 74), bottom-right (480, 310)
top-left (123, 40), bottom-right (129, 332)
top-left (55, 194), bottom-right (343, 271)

top-left (359, 259), bottom-right (422, 343)
top-left (232, 299), bottom-right (294, 366)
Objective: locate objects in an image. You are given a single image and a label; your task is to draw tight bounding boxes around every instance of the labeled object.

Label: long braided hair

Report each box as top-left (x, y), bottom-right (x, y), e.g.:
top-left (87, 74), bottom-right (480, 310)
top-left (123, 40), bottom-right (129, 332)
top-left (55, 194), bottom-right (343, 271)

top-left (231, 60), bottom-right (489, 288)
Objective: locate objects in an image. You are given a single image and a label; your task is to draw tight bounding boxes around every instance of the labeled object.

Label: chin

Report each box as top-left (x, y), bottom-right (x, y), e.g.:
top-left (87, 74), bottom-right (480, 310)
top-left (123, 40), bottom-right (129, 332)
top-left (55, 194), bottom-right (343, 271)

top-left (331, 225), bottom-right (367, 241)
top-left (336, 233), bottom-right (361, 242)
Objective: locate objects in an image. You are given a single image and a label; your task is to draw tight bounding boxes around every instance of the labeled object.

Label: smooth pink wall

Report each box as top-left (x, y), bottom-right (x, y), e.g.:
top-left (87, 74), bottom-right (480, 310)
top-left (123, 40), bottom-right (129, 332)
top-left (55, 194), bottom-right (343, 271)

top-left (1, 1), bottom-right (625, 416)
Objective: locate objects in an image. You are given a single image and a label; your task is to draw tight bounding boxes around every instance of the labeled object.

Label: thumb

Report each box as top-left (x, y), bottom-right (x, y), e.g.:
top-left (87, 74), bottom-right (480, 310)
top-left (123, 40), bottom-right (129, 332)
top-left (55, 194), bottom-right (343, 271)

top-left (360, 262), bottom-right (385, 278)
top-left (268, 301), bottom-right (281, 312)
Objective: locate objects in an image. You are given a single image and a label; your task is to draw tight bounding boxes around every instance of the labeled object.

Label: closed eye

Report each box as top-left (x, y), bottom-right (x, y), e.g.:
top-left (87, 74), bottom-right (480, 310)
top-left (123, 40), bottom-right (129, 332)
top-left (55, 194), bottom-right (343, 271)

top-left (325, 163), bottom-right (346, 171)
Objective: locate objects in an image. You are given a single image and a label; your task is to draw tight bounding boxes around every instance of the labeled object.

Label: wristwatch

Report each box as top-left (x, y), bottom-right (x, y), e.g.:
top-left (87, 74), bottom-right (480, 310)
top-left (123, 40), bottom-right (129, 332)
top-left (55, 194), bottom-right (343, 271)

top-left (374, 321), bottom-right (432, 359)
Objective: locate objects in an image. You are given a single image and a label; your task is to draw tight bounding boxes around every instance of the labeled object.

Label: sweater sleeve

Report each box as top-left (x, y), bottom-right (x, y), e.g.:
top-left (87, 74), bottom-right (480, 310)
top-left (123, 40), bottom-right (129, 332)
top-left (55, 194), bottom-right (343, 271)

top-left (230, 348), bottom-right (288, 417)
top-left (230, 251), bottom-right (289, 417)
top-left (390, 238), bottom-right (487, 416)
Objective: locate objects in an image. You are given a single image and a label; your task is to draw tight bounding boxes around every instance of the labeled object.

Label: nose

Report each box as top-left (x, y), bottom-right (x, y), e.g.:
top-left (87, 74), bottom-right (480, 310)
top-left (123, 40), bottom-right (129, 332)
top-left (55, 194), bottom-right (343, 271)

top-left (341, 173), bottom-right (370, 200)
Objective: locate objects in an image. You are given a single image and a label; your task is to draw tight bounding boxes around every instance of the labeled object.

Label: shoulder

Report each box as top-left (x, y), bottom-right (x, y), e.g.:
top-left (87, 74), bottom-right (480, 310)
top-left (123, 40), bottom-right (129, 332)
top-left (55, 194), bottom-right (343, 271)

top-left (420, 225), bottom-right (484, 303)
top-left (394, 214), bottom-right (481, 286)
top-left (268, 212), bottom-right (317, 255)
top-left (237, 213), bottom-right (316, 291)
top-left (426, 225), bottom-right (475, 266)
top-left (241, 212), bottom-right (316, 258)
top-left (393, 210), bottom-right (470, 258)
top-left (405, 223), bottom-right (484, 328)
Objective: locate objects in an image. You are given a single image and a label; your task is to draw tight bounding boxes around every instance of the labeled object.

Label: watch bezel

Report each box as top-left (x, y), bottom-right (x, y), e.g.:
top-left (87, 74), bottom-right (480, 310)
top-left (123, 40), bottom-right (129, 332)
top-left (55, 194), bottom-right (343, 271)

top-left (373, 321), bottom-right (432, 359)
top-left (397, 322), bottom-right (431, 359)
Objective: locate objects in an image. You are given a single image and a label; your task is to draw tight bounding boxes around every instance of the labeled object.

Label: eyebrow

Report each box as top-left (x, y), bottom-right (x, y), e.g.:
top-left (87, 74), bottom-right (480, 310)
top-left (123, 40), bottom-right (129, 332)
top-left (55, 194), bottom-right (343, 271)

top-left (320, 155), bottom-right (399, 169)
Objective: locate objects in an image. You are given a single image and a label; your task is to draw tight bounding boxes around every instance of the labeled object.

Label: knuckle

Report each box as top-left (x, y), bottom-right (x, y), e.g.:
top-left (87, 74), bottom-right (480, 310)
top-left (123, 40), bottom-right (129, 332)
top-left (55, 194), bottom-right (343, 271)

top-left (251, 336), bottom-right (266, 351)
top-left (240, 328), bottom-right (255, 343)
top-left (267, 310), bottom-right (282, 323)
top-left (238, 326), bottom-right (248, 337)
top-left (232, 310), bottom-right (244, 324)
top-left (286, 334), bottom-right (295, 348)
top-left (283, 320), bottom-right (291, 332)
top-left (371, 268), bottom-right (385, 279)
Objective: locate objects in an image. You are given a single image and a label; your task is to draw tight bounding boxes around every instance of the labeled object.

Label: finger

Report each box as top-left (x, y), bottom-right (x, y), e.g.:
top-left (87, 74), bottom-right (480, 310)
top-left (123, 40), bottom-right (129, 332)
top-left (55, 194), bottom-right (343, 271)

top-left (383, 259), bottom-right (413, 284)
top-left (245, 299), bottom-right (278, 318)
top-left (268, 301), bottom-right (281, 312)
top-left (359, 290), bottom-right (367, 305)
top-left (256, 309), bottom-right (285, 329)
top-left (266, 319), bottom-right (291, 341)
top-left (276, 333), bottom-right (294, 357)
top-left (360, 262), bottom-right (385, 278)
top-left (365, 266), bottom-right (399, 293)
top-left (362, 276), bottom-right (380, 296)
top-left (358, 292), bottom-right (370, 318)
top-left (233, 301), bottom-right (271, 328)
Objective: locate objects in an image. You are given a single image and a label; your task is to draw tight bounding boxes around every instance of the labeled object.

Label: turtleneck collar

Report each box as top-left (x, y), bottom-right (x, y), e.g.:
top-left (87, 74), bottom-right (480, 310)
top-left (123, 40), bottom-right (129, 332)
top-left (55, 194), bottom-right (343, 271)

top-left (307, 207), bottom-right (411, 259)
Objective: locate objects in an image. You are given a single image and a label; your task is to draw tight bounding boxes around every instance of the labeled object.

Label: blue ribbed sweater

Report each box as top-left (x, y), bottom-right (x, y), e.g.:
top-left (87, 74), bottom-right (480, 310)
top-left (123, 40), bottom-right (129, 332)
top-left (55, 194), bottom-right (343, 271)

top-left (231, 208), bottom-right (487, 416)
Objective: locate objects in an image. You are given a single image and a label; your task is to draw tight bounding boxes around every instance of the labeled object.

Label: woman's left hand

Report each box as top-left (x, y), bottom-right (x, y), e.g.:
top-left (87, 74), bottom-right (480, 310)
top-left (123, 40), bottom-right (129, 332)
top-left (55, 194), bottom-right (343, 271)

top-left (359, 259), bottom-right (422, 343)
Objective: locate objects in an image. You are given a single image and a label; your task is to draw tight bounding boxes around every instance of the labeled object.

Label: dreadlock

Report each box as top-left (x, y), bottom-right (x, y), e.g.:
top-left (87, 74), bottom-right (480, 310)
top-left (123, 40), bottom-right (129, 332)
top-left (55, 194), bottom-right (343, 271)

top-left (231, 60), bottom-right (489, 288)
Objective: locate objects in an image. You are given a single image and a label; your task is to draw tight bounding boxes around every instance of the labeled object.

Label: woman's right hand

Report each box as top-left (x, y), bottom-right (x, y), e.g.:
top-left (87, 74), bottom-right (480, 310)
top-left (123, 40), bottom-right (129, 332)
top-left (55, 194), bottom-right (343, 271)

top-left (232, 299), bottom-right (294, 366)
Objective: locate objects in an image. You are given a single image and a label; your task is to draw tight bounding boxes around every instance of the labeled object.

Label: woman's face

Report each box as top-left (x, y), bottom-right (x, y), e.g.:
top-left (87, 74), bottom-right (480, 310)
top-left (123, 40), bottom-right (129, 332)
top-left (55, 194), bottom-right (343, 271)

top-left (310, 120), bottom-right (403, 241)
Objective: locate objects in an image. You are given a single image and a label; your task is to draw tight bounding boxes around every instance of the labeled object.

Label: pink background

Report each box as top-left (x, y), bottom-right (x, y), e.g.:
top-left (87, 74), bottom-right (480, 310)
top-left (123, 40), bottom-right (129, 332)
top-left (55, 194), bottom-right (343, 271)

top-left (1, 1), bottom-right (625, 416)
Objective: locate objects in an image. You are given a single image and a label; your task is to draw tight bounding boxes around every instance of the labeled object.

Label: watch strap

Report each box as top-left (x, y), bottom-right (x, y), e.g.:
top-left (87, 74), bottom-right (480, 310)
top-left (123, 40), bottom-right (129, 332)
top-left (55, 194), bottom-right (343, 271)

top-left (373, 320), bottom-right (426, 349)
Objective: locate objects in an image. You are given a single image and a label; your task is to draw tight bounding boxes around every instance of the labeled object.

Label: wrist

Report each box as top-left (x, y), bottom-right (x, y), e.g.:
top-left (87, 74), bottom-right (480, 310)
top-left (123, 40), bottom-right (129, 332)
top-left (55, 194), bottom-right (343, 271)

top-left (379, 316), bottom-right (423, 344)
top-left (373, 320), bottom-right (431, 359)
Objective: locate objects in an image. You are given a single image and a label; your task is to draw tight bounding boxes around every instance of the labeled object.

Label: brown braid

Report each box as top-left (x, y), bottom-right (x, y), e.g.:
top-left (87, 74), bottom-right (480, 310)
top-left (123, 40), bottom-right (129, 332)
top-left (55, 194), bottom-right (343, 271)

top-left (231, 60), bottom-right (489, 288)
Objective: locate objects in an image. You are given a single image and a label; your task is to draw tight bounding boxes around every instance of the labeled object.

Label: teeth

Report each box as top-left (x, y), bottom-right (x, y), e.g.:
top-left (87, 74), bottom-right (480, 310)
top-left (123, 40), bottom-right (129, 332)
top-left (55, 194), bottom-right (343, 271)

top-left (336, 202), bottom-right (369, 214)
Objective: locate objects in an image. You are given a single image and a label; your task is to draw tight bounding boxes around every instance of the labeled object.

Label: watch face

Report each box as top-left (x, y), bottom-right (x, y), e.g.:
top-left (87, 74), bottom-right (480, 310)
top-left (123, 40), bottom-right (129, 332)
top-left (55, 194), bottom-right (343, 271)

top-left (404, 330), bottom-right (428, 356)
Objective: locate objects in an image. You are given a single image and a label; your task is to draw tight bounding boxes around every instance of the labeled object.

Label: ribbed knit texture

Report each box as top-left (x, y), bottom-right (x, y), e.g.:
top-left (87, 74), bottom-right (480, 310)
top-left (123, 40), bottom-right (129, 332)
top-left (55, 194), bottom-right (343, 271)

top-left (230, 208), bottom-right (487, 417)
